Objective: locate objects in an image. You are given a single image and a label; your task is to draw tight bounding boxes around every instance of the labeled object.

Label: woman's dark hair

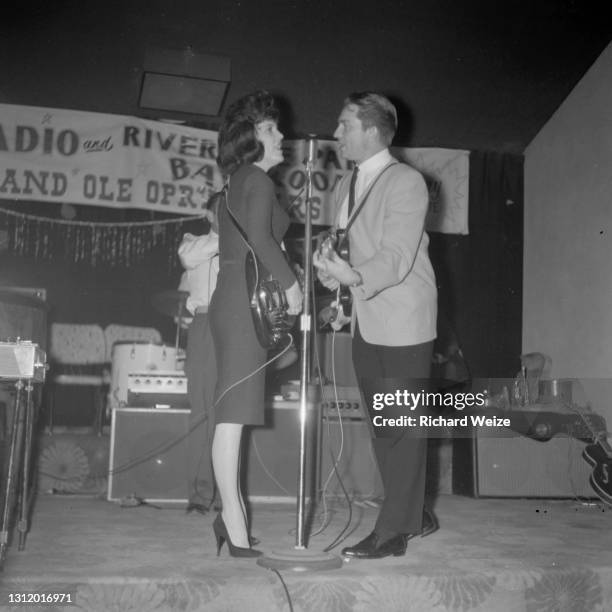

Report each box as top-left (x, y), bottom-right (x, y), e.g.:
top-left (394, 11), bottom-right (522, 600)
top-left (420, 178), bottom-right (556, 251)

top-left (217, 90), bottom-right (279, 175)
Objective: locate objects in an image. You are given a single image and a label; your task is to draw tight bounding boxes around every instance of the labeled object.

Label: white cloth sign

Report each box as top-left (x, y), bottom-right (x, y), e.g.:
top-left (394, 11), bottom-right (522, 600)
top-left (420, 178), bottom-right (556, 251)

top-left (273, 140), bottom-right (469, 234)
top-left (1, 104), bottom-right (469, 234)
top-left (393, 147), bottom-right (469, 235)
top-left (0, 103), bottom-right (223, 213)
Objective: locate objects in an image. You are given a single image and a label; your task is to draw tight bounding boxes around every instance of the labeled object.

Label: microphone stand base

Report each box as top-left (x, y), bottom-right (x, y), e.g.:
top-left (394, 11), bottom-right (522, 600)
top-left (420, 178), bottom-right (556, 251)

top-left (257, 548), bottom-right (343, 572)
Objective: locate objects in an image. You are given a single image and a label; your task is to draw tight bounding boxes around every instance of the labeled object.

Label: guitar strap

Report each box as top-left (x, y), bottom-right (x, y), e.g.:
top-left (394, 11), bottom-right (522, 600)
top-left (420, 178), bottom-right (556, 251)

top-left (221, 177), bottom-right (293, 349)
top-left (221, 179), bottom-right (254, 250)
top-left (338, 161), bottom-right (399, 250)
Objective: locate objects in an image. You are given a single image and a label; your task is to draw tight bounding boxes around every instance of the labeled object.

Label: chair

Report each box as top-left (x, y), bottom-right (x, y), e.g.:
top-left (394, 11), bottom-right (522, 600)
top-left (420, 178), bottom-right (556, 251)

top-left (102, 324), bottom-right (162, 363)
top-left (47, 323), bottom-right (107, 435)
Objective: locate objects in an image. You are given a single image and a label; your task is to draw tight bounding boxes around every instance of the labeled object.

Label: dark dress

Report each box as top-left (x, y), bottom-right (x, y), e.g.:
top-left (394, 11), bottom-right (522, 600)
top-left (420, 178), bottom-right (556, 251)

top-left (208, 164), bottom-right (296, 425)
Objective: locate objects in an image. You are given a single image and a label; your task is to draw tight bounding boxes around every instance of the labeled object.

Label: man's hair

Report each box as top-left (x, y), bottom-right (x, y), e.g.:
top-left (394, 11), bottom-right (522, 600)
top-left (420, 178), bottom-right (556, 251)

top-left (344, 92), bottom-right (397, 146)
top-left (217, 90), bottom-right (279, 175)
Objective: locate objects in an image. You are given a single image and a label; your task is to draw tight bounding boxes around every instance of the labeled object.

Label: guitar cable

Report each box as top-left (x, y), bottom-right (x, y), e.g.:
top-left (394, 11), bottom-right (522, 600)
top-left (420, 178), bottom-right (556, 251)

top-left (305, 273), bottom-right (366, 549)
top-left (99, 336), bottom-right (295, 480)
top-left (318, 330), bottom-right (361, 552)
top-left (288, 232), bottom-right (374, 549)
top-left (45, 334), bottom-right (295, 488)
top-left (308, 331), bottom-right (353, 545)
top-left (103, 181), bottom-right (300, 486)
top-left (42, 187), bottom-right (303, 491)
top-left (244, 249), bottom-right (359, 544)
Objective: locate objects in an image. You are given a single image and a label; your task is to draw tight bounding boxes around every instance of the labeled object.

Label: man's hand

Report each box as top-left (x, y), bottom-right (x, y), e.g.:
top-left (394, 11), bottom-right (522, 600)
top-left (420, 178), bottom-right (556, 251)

top-left (313, 250), bottom-right (341, 290)
top-left (313, 250), bottom-right (361, 288)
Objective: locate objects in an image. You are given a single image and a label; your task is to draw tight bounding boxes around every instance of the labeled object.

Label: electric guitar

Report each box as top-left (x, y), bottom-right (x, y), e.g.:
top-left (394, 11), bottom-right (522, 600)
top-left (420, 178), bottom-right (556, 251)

top-left (578, 408), bottom-right (612, 505)
top-left (245, 250), bottom-right (296, 349)
top-left (223, 184), bottom-right (295, 349)
top-left (317, 229), bottom-right (352, 330)
top-left (315, 162), bottom-right (400, 331)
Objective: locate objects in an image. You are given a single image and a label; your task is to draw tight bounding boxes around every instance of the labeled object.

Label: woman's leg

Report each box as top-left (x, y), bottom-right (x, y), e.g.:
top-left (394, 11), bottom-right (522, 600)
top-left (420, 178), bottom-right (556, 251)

top-left (212, 422), bottom-right (249, 548)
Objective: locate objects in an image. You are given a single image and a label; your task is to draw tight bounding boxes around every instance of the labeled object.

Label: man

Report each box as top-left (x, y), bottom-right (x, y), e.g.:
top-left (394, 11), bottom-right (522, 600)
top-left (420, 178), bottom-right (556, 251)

top-left (313, 92), bottom-right (438, 559)
top-left (179, 204), bottom-right (219, 514)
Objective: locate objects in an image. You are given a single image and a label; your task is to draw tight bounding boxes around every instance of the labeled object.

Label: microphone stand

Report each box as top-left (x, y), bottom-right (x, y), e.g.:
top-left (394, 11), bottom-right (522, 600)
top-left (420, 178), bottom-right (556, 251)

top-left (295, 135), bottom-right (316, 548)
top-left (257, 136), bottom-right (342, 572)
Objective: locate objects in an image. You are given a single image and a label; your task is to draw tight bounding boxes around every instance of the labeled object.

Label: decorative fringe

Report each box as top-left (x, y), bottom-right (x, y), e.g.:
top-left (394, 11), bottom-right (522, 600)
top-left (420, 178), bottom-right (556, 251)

top-left (0, 207), bottom-right (206, 269)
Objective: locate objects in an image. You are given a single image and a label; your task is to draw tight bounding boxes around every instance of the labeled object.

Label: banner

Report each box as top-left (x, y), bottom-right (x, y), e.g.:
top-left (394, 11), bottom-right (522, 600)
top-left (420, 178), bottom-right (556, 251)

top-left (274, 140), bottom-right (469, 234)
top-left (1, 104), bottom-right (468, 234)
top-left (393, 147), bottom-right (469, 235)
top-left (0, 103), bottom-right (223, 214)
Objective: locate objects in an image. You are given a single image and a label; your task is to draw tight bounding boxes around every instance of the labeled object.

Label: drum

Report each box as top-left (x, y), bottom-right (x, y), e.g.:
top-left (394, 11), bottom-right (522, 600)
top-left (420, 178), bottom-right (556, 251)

top-left (109, 342), bottom-right (179, 410)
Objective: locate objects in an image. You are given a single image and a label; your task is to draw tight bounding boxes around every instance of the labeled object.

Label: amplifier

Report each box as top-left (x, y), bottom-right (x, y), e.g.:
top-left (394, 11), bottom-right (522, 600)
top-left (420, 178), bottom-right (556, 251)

top-left (0, 340), bottom-right (47, 382)
top-left (108, 407), bottom-right (190, 503)
top-left (246, 399), bottom-right (382, 500)
top-left (278, 384), bottom-right (363, 419)
top-left (316, 331), bottom-right (359, 388)
top-left (126, 371), bottom-right (189, 408)
top-left (453, 426), bottom-right (597, 498)
top-left (319, 385), bottom-right (364, 420)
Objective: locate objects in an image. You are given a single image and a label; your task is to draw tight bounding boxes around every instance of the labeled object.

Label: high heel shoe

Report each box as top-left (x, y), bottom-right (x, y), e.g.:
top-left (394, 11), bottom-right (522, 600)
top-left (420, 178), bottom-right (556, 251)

top-left (212, 513), bottom-right (262, 558)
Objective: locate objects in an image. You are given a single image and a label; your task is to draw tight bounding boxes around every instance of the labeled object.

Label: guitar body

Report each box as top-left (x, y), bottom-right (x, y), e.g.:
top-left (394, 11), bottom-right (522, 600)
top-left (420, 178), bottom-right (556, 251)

top-left (317, 229), bottom-right (352, 330)
top-left (583, 442), bottom-right (612, 505)
top-left (575, 409), bottom-right (612, 506)
top-left (245, 251), bottom-right (295, 349)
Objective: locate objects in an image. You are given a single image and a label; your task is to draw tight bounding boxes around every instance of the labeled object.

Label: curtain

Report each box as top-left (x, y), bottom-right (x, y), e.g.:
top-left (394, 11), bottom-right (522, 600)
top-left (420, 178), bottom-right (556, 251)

top-left (429, 151), bottom-right (524, 380)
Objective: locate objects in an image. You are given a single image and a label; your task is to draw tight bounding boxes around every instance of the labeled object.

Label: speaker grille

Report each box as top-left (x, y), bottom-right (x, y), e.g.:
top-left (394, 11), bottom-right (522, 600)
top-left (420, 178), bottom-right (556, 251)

top-left (319, 416), bottom-right (383, 499)
top-left (108, 408), bottom-right (190, 503)
top-left (475, 427), bottom-right (594, 498)
top-left (246, 401), bottom-right (382, 500)
top-left (318, 332), bottom-right (359, 387)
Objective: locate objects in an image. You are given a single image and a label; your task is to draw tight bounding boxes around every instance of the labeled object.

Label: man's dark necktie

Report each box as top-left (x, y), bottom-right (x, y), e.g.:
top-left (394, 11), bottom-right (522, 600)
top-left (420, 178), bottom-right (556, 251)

top-left (347, 166), bottom-right (359, 217)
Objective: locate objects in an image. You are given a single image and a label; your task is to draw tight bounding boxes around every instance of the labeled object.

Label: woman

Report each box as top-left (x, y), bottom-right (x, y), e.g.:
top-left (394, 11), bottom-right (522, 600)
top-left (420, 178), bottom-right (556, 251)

top-left (209, 90), bottom-right (302, 557)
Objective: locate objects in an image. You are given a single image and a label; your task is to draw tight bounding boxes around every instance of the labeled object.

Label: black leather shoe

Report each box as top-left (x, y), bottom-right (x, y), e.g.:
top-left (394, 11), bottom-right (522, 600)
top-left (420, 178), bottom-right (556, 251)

top-left (421, 507), bottom-right (439, 538)
top-left (341, 531), bottom-right (408, 559)
top-left (401, 507), bottom-right (439, 544)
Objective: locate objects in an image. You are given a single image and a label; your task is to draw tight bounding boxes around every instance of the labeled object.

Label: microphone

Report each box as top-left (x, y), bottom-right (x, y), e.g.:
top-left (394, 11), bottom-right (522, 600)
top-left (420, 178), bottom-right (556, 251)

top-left (304, 134), bottom-right (318, 169)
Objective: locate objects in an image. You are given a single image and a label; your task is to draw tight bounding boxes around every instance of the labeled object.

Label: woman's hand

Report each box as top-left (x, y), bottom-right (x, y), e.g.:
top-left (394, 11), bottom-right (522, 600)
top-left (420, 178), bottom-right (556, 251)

top-left (285, 280), bottom-right (303, 315)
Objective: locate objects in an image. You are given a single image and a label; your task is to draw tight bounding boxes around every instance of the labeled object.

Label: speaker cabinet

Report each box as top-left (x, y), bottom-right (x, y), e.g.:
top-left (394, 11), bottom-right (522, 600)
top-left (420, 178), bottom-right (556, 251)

top-left (108, 407), bottom-right (190, 503)
top-left (139, 47), bottom-right (230, 118)
top-left (318, 415), bottom-right (383, 499)
top-left (454, 426), bottom-right (595, 498)
top-left (316, 331), bottom-right (359, 388)
top-left (246, 400), bottom-right (382, 500)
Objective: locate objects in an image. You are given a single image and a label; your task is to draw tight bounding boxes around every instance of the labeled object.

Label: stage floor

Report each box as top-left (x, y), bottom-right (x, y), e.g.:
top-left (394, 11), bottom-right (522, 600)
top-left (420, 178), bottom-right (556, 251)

top-left (1, 493), bottom-right (612, 611)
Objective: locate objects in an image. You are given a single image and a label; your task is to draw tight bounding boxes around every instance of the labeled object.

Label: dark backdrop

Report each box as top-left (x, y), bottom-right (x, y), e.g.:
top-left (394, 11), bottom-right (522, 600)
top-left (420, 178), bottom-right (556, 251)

top-left (430, 151), bottom-right (523, 379)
